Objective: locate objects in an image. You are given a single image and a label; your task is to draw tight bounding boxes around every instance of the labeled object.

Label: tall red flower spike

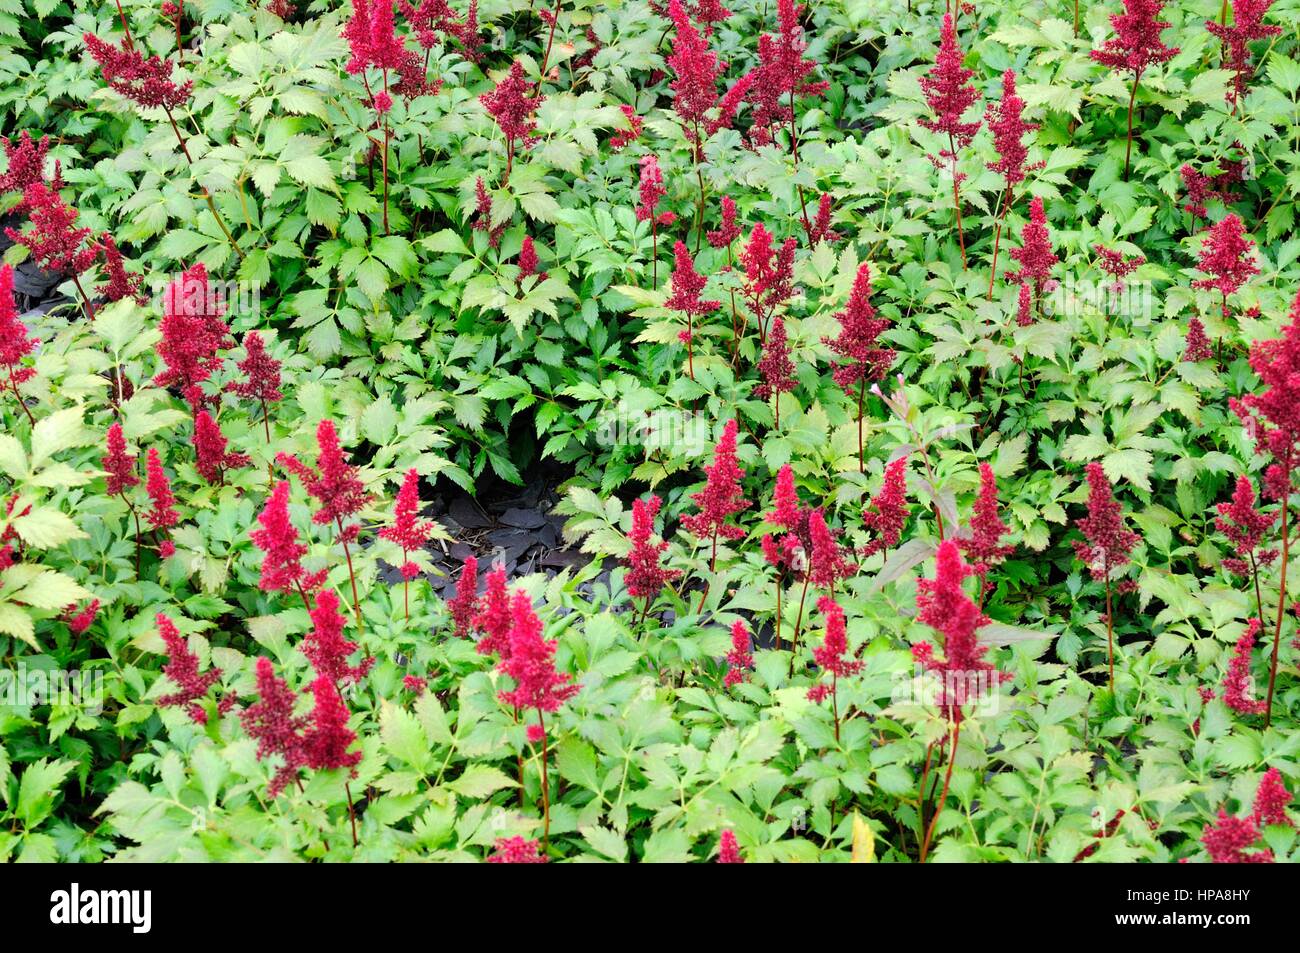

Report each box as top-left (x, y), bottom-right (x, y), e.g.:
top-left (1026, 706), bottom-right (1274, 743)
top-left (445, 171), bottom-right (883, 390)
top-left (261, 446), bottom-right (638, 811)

top-left (0, 132), bottom-right (61, 198)
top-left (1006, 197), bottom-right (1058, 313)
top-left (681, 419), bottom-right (750, 551)
top-left (193, 409), bottom-right (250, 485)
top-left (1215, 475), bottom-right (1277, 578)
top-left (1183, 316), bottom-right (1213, 362)
top-left (1206, 0), bottom-right (1280, 109)
top-left (635, 154), bottom-right (673, 225)
top-left (474, 565), bottom-right (512, 658)
top-left (144, 448), bottom-right (178, 557)
top-left (231, 331), bottom-right (284, 406)
top-left (724, 620), bottom-right (754, 687)
top-left (497, 589), bottom-right (580, 715)
top-left (64, 600), bottom-right (100, 635)
top-left (1093, 243), bottom-right (1145, 294)
top-left (516, 235), bottom-right (547, 282)
top-left (666, 0), bottom-right (752, 156)
top-left (277, 419), bottom-right (372, 528)
top-left (155, 263), bottom-right (232, 412)
top-left (479, 60), bottom-right (542, 174)
top-left (1073, 462), bottom-right (1139, 579)
top-left (918, 13), bottom-right (980, 265)
top-left (379, 468), bottom-right (435, 581)
top-left (755, 316), bottom-right (796, 425)
top-left (94, 234), bottom-right (146, 304)
top-left (1089, 0), bottom-right (1178, 78)
top-left (744, 0), bottom-right (828, 150)
top-left (301, 674), bottom-right (362, 773)
top-left (1192, 213), bottom-right (1258, 315)
top-left (1230, 293), bottom-right (1300, 504)
top-left (1201, 767), bottom-right (1293, 863)
top-left (986, 70), bottom-right (1037, 191)
top-left (447, 554), bottom-right (479, 637)
top-left (666, 240), bottom-right (720, 375)
top-left (251, 480), bottom-right (327, 601)
top-left (911, 540), bottom-right (1007, 722)
top-left (102, 422), bottom-right (140, 498)
top-left (717, 828), bottom-right (743, 863)
top-left (83, 32), bottom-right (193, 109)
top-left (1222, 618), bottom-right (1267, 716)
top-left (241, 656), bottom-right (309, 797)
top-left (824, 263), bottom-right (895, 396)
top-left (156, 612), bottom-right (227, 724)
top-left (767, 463), bottom-right (802, 530)
top-left (957, 463), bottom-right (1014, 580)
top-left (862, 455), bottom-right (910, 557)
top-left (625, 495), bottom-right (682, 602)
top-left (5, 183), bottom-right (96, 278)
top-left (707, 194), bottom-right (741, 249)
top-left (807, 508), bottom-right (852, 589)
top-left (739, 224), bottom-right (796, 341)
top-left (303, 588), bottom-right (374, 685)
top-left (488, 836), bottom-right (548, 863)
top-left (609, 104), bottom-right (643, 151)
top-left (0, 264), bottom-right (37, 410)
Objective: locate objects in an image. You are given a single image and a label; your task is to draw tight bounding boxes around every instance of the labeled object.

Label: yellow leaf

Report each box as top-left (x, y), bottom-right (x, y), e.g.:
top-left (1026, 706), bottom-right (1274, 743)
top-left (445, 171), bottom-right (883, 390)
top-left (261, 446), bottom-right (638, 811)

top-left (851, 811), bottom-right (875, 863)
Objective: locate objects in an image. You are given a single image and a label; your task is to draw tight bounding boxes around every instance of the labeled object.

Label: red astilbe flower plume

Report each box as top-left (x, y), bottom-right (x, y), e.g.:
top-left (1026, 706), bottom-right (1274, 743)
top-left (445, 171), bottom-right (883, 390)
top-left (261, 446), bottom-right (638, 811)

top-left (1230, 293), bottom-right (1300, 502)
top-left (635, 153), bottom-right (674, 225)
top-left (666, 0), bottom-right (751, 155)
top-left (301, 674), bottom-right (362, 773)
top-left (1006, 197), bottom-right (1058, 303)
top-left (807, 508), bottom-right (853, 589)
top-left (739, 224), bottom-right (796, 337)
top-left (717, 828), bottom-right (743, 863)
top-left (624, 495), bottom-right (682, 600)
top-left (707, 195), bottom-right (741, 248)
top-left (1223, 618), bottom-right (1268, 715)
top-left (488, 836), bottom-right (547, 863)
top-left (1073, 462), bottom-right (1139, 579)
top-left (64, 599), bottom-right (100, 635)
top-left (1089, 0), bottom-right (1178, 78)
top-left (911, 541), bottom-right (1008, 720)
top-left (144, 448), bottom-right (178, 556)
top-left (0, 132), bottom-right (61, 198)
top-left (1015, 282), bottom-right (1034, 327)
top-left (986, 70), bottom-right (1037, 190)
top-left (251, 480), bottom-right (327, 598)
top-left (447, 555), bottom-right (479, 637)
top-left (681, 419), bottom-right (750, 543)
top-left (609, 104), bottom-right (643, 151)
top-left (1215, 475), bottom-right (1277, 577)
top-left (304, 588), bottom-right (374, 685)
top-left (83, 33), bottom-right (193, 109)
top-left (762, 464), bottom-right (806, 575)
top-left (755, 316), bottom-right (796, 405)
top-left (94, 234), bottom-right (146, 304)
top-left (470, 176), bottom-right (505, 248)
top-left (231, 331), bottom-right (283, 405)
top-left (807, 596), bottom-right (863, 704)
top-left (516, 235), bottom-right (547, 283)
top-left (806, 193), bottom-right (840, 246)
top-left (277, 419), bottom-right (372, 528)
top-left (0, 264), bottom-right (37, 390)
top-left (497, 589), bottom-right (580, 714)
top-left (767, 463), bottom-right (802, 530)
top-left (744, 0), bottom-right (828, 149)
top-left (154, 263), bottom-right (232, 412)
top-left (156, 612), bottom-right (227, 724)
top-left (1207, 0), bottom-right (1281, 108)
top-left (241, 656), bottom-right (309, 797)
top-left (918, 13), bottom-right (981, 155)
top-left (474, 565), bottom-right (512, 657)
top-left (5, 183), bottom-right (96, 278)
top-left (862, 455), bottom-right (910, 557)
top-left (1184, 317), bottom-right (1214, 362)
top-left (1202, 768), bottom-right (1294, 863)
top-left (724, 620), bottom-right (754, 687)
top-left (479, 60), bottom-right (543, 155)
top-left (823, 263), bottom-right (895, 395)
top-left (958, 462), bottom-right (1014, 578)
top-left (1180, 161), bottom-right (1244, 220)
top-left (666, 240), bottom-right (719, 317)
top-left (1192, 213), bottom-right (1258, 312)
top-left (379, 468), bottom-right (435, 580)
top-left (1093, 243), bottom-right (1145, 294)
top-left (193, 410), bottom-right (250, 485)
top-left (101, 421), bottom-right (138, 496)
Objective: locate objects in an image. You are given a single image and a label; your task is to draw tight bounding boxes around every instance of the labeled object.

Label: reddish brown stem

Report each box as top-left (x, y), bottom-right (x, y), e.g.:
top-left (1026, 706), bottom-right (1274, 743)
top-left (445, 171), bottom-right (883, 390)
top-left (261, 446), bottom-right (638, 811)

top-left (920, 719), bottom-right (960, 862)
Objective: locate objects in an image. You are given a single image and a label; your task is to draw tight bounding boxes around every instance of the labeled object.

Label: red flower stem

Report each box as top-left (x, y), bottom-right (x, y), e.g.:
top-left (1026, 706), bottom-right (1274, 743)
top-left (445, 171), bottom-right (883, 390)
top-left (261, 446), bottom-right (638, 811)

top-left (831, 672), bottom-right (840, 743)
top-left (1123, 77), bottom-right (1139, 181)
top-left (538, 709), bottom-right (551, 849)
top-left (949, 134), bottom-right (967, 268)
top-left (651, 217), bottom-right (658, 287)
top-left (113, 0), bottom-right (135, 48)
top-left (7, 373), bottom-right (35, 427)
top-left (336, 517), bottom-right (364, 633)
top-left (857, 379), bottom-right (866, 473)
top-left (70, 274), bottom-right (97, 322)
top-left (1104, 571), bottom-right (1114, 691)
top-left (344, 780), bottom-right (358, 847)
top-left (535, 2), bottom-right (561, 92)
top-left (987, 185), bottom-right (1011, 299)
top-left (694, 154), bottom-right (706, 255)
top-left (381, 70), bottom-right (391, 236)
top-left (917, 739), bottom-right (936, 848)
top-left (260, 398), bottom-right (271, 443)
top-left (174, 12), bottom-right (183, 64)
top-left (1266, 492), bottom-right (1289, 727)
top-left (791, 572), bottom-right (812, 660)
top-left (920, 718), bottom-right (960, 862)
top-left (774, 580), bottom-right (783, 652)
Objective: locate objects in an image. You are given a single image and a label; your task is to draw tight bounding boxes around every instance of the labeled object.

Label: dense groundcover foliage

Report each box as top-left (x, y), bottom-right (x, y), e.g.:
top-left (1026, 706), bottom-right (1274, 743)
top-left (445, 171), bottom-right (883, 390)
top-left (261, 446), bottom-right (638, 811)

top-left (1, 0), bottom-right (1299, 864)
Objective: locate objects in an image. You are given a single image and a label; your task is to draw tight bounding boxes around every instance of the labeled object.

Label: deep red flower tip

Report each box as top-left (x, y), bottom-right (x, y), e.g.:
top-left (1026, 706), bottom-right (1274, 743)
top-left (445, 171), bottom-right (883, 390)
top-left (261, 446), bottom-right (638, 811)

top-left (277, 419), bottom-right (372, 527)
top-left (302, 673), bottom-right (361, 774)
top-left (497, 589), bottom-right (580, 714)
top-left (241, 656), bottom-right (309, 797)
top-left (1006, 197), bottom-right (1058, 294)
top-left (957, 462), bottom-right (1014, 576)
top-left (193, 409), bottom-right (250, 485)
top-left (474, 565), bottom-right (512, 658)
top-left (755, 316), bottom-right (796, 402)
top-left (744, 0), bottom-right (827, 149)
top-left (725, 620), bottom-right (754, 687)
top-left (102, 421), bottom-right (139, 496)
top-left (625, 494), bottom-right (681, 600)
top-left (986, 70), bottom-right (1037, 188)
top-left (251, 480), bottom-right (325, 598)
top-left (1073, 462), bottom-right (1139, 579)
top-left (156, 612), bottom-right (224, 724)
top-left (5, 182), bottom-right (96, 278)
top-left (0, 132), bottom-right (60, 198)
top-left (717, 828), bottom-right (743, 863)
top-left (488, 835), bottom-right (547, 863)
top-left (379, 468), bottom-right (435, 558)
top-left (823, 263), bottom-right (895, 396)
top-left (304, 587), bottom-right (374, 685)
top-left (479, 60), bottom-right (543, 150)
top-left (1089, 0), bottom-right (1178, 77)
top-left (1222, 618), bottom-right (1268, 716)
top-left (1192, 213), bottom-right (1258, 309)
top-left (681, 419), bottom-right (750, 543)
top-left (810, 595), bottom-right (863, 680)
top-left (83, 32), bottom-right (193, 109)
top-left (144, 448), bottom-right (179, 537)
top-left (706, 194), bottom-right (741, 248)
top-left (862, 456), bottom-right (910, 556)
top-left (94, 233), bottom-right (146, 304)
top-left (231, 331), bottom-right (284, 405)
top-left (918, 13), bottom-right (981, 150)
top-left (665, 240), bottom-right (720, 318)
top-left (447, 555), bottom-right (480, 638)
top-left (155, 262), bottom-right (232, 412)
